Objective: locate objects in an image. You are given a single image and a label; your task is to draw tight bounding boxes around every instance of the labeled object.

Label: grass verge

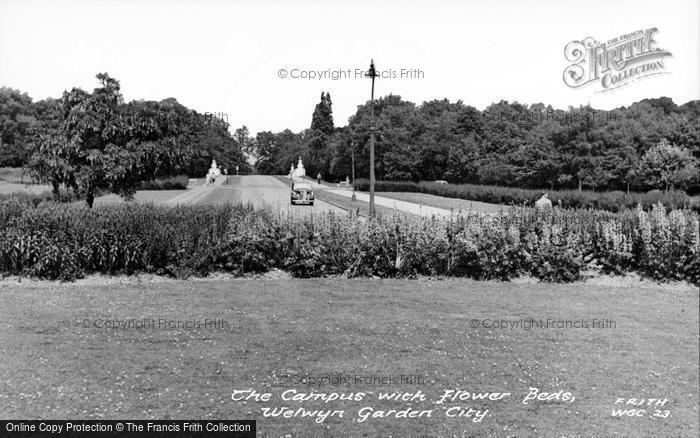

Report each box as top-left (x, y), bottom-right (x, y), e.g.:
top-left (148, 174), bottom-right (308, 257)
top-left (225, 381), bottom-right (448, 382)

top-left (377, 192), bottom-right (509, 215)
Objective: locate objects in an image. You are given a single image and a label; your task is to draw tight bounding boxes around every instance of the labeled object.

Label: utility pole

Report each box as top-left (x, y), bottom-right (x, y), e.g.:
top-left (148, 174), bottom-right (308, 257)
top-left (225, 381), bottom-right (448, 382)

top-left (350, 141), bottom-right (356, 201)
top-left (365, 59), bottom-right (378, 217)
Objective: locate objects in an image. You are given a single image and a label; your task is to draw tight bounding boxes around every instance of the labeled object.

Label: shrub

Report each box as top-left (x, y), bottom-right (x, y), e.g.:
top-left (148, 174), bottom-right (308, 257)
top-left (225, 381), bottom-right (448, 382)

top-left (137, 175), bottom-right (189, 190)
top-left (528, 246), bottom-right (583, 282)
top-left (221, 210), bottom-right (283, 274)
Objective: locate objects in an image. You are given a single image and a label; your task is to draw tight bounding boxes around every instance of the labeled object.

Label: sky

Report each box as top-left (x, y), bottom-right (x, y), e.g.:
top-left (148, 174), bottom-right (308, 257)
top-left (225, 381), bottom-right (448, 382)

top-left (0, 0), bottom-right (698, 135)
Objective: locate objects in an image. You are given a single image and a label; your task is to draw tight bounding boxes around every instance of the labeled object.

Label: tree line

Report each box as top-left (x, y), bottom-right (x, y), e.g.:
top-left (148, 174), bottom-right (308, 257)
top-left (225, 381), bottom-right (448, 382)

top-left (251, 94), bottom-right (699, 192)
top-left (2, 78), bottom-right (698, 204)
top-left (0, 74), bottom-right (250, 206)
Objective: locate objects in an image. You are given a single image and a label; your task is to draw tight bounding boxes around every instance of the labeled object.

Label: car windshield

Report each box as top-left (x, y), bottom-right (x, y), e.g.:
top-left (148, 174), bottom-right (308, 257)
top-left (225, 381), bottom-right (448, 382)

top-left (294, 183), bottom-right (312, 190)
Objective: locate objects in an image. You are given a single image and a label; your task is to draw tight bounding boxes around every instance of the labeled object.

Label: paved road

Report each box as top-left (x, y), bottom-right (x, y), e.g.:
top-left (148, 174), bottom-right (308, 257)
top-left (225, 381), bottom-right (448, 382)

top-left (168, 175), bottom-right (345, 215)
top-left (163, 175), bottom-right (455, 218)
top-left (235, 175), bottom-right (346, 215)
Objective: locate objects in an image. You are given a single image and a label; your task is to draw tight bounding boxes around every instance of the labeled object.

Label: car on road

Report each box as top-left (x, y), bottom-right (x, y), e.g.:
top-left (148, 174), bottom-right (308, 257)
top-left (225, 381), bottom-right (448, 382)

top-left (291, 181), bottom-right (314, 205)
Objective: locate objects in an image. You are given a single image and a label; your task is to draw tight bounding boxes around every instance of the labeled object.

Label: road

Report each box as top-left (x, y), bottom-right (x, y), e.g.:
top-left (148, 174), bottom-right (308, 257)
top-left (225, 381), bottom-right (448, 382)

top-left (89, 175), bottom-right (455, 217)
top-left (235, 175), bottom-right (346, 215)
top-left (167, 175), bottom-right (346, 215)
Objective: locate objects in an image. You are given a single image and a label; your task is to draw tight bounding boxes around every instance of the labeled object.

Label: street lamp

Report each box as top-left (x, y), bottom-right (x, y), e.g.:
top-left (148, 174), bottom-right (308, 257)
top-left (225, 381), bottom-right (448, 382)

top-left (365, 59), bottom-right (378, 217)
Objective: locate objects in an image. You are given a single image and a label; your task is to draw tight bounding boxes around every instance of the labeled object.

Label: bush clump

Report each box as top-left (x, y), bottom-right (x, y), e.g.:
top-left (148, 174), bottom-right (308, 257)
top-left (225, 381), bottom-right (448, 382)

top-left (0, 199), bottom-right (698, 284)
top-left (137, 175), bottom-right (189, 190)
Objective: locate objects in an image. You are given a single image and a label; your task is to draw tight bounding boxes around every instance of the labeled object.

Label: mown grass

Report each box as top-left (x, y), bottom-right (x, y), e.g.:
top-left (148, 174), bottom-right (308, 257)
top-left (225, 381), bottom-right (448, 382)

top-left (94, 190), bottom-right (186, 206)
top-left (377, 192), bottom-right (507, 215)
top-left (355, 179), bottom-right (697, 212)
top-left (0, 278), bottom-right (696, 437)
top-left (0, 167), bottom-right (35, 184)
top-left (0, 181), bottom-right (51, 196)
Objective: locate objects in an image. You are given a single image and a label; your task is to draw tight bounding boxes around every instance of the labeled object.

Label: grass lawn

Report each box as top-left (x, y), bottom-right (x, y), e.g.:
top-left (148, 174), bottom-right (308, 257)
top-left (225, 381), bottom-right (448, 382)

top-left (0, 180), bottom-right (51, 195)
top-left (95, 189), bottom-right (241, 206)
top-left (313, 188), bottom-right (401, 217)
top-left (94, 190), bottom-right (187, 205)
top-left (0, 278), bottom-right (696, 437)
top-left (377, 192), bottom-right (510, 215)
top-left (0, 167), bottom-right (37, 184)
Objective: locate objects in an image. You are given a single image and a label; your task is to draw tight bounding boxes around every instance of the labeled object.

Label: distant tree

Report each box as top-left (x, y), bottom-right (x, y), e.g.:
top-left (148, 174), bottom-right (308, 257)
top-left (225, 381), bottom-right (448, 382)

top-left (0, 87), bottom-right (37, 167)
top-left (233, 125), bottom-right (251, 154)
top-left (636, 139), bottom-right (698, 191)
top-left (418, 99), bottom-right (461, 181)
top-left (252, 131), bottom-right (279, 174)
top-left (275, 129), bottom-right (309, 175)
top-left (310, 92), bottom-right (334, 135)
top-left (251, 94), bottom-right (700, 192)
top-left (308, 92), bottom-right (334, 175)
top-left (443, 134), bottom-right (480, 183)
top-left (192, 116), bottom-right (249, 175)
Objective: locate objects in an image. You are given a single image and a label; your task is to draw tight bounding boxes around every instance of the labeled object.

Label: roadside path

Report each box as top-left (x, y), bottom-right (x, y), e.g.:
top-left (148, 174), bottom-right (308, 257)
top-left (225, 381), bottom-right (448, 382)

top-left (325, 189), bottom-right (453, 217)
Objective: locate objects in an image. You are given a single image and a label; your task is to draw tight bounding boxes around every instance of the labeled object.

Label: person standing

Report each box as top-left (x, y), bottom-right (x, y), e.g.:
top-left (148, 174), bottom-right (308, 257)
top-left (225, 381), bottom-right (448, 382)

top-left (535, 192), bottom-right (553, 211)
top-left (317, 172), bottom-right (322, 185)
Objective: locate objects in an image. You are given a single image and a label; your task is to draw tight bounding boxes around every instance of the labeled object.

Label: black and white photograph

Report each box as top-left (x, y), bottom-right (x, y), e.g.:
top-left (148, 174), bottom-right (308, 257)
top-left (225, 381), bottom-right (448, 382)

top-left (0, 0), bottom-right (698, 436)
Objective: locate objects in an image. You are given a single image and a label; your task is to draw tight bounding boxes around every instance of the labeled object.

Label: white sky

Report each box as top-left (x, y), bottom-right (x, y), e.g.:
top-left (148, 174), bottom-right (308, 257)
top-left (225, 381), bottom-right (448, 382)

top-left (1, 0), bottom-right (698, 134)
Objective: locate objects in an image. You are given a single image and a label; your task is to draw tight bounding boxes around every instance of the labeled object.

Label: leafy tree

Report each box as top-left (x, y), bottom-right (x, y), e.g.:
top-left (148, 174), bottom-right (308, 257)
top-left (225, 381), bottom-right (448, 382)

top-left (28, 73), bottom-right (193, 207)
top-left (636, 139), bottom-right (698, 191)
top-left (27, 129), bottom-right (71, 198)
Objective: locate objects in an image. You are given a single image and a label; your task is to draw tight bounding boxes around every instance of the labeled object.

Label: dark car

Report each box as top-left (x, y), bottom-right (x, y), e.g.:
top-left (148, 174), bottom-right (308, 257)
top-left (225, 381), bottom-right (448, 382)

top-left (291, 181), bottom-right (314, 205)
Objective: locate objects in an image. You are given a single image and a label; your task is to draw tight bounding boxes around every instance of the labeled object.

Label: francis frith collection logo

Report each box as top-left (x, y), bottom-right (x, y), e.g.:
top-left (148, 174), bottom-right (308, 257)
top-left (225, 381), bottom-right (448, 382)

top-left (563, 27), bottom-right (672, 92)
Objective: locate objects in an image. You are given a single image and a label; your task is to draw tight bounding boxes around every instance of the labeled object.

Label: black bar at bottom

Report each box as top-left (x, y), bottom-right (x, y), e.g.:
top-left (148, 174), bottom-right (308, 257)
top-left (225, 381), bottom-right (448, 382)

top-left (1, 420), bottom-right (256, 437)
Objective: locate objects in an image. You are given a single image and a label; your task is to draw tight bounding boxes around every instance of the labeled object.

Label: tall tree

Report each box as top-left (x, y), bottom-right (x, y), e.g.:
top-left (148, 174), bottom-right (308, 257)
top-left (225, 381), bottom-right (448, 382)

top-left (310, 92), bottom-right (334, 135)
top-left (308, 92), bottom-right (334, 176)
